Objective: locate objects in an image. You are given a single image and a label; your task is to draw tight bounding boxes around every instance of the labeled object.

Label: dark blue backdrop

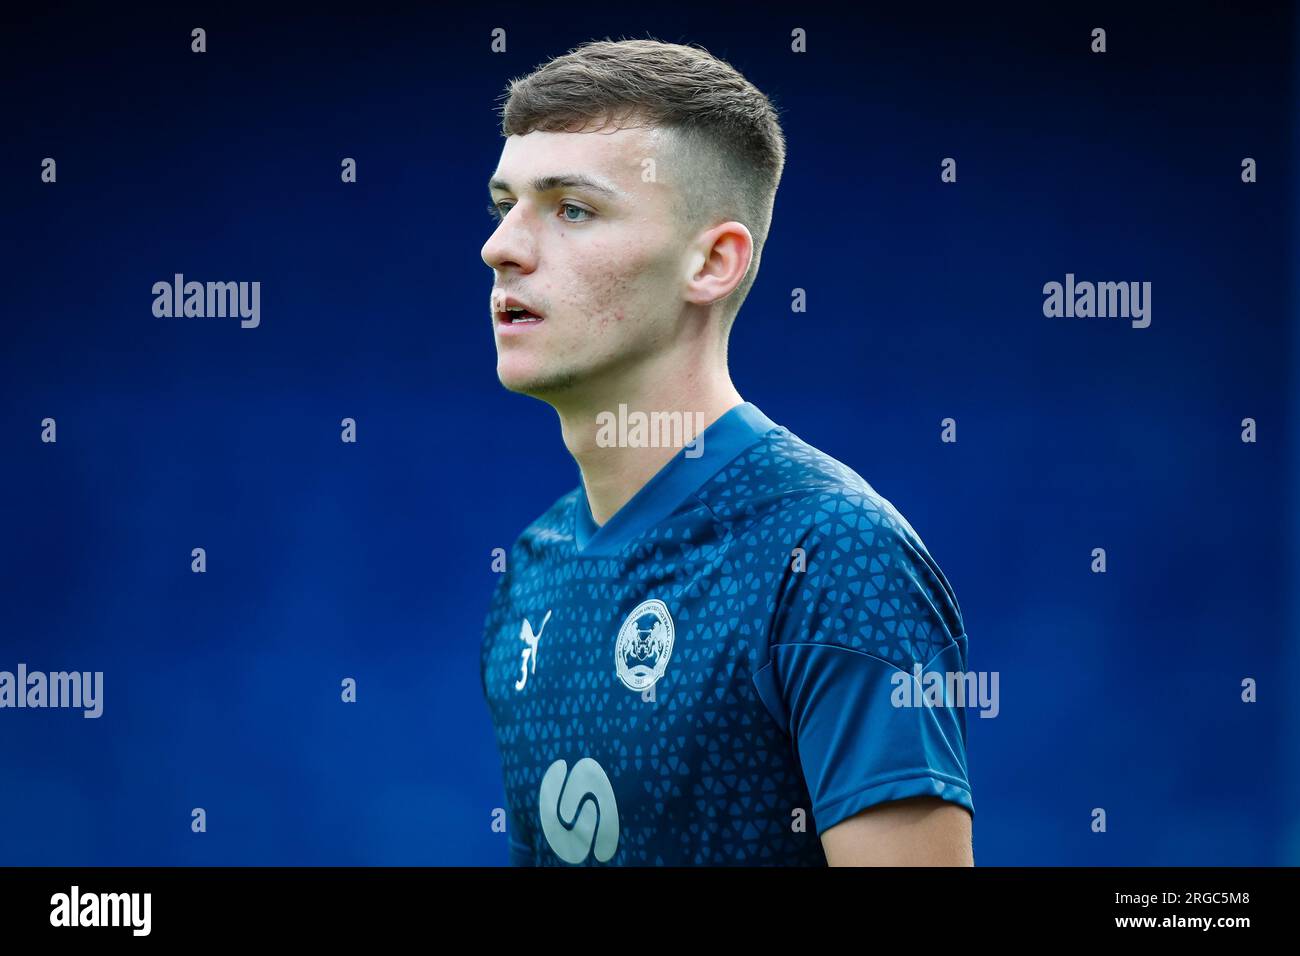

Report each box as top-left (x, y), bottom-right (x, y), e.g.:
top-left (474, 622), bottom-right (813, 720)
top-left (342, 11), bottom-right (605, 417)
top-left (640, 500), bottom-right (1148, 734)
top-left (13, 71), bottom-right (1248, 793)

top-left (1, 2), bottom-right (1294, 865)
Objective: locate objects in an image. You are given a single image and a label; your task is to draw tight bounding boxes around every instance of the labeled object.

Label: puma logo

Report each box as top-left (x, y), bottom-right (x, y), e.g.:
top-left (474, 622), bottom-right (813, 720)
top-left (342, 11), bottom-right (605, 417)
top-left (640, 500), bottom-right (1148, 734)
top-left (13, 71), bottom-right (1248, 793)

top-left (515, 610), bottom-right (552, 691)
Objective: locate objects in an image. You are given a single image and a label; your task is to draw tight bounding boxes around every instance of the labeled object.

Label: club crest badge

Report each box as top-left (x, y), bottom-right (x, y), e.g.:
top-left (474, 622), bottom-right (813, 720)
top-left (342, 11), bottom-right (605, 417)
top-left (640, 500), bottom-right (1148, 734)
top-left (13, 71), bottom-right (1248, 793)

top-left (614, 599), bottom-right (675, 693)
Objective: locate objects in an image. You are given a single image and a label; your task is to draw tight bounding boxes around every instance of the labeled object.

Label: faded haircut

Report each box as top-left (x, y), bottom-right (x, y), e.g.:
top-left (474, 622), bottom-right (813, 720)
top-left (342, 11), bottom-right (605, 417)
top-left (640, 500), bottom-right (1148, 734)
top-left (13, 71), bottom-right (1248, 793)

top-left (496, 38), bottom-right (787, 324)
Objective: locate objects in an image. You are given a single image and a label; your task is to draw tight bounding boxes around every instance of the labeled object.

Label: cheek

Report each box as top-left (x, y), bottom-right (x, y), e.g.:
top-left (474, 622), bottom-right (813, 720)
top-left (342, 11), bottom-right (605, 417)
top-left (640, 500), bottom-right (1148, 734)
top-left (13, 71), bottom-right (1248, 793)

top-left (573, 266), bottom-right (635, 328)
top-left (598, 307), bottom-right (625, 330)
top-left (564, 232), bottom-right (675, 328)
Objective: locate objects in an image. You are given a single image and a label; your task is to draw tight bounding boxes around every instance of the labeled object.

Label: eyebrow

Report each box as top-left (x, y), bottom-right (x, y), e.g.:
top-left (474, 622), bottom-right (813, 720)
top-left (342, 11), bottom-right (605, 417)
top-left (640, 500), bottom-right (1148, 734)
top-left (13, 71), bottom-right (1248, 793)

top-left (487, 173), bottom-right (620, 198)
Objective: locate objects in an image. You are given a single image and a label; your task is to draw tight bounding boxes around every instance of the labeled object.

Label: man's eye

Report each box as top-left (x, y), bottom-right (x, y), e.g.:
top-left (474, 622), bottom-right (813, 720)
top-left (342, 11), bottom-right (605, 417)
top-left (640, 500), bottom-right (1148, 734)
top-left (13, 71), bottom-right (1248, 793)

top-left (560, 202), bottom-right (593, 223)
top-left (487, 200), bottom-right (592, 223)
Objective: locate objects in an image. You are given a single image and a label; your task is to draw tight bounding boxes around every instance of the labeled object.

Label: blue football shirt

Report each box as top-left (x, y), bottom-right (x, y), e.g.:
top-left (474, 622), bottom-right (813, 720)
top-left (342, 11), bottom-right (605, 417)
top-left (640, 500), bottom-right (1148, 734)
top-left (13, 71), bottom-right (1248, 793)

top-left (481, 402), bottom-right (973, 865)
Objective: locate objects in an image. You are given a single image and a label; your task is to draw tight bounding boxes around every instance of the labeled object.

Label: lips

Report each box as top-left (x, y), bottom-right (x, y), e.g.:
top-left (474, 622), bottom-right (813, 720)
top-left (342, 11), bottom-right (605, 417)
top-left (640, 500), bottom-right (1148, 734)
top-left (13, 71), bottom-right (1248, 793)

top-left (496, 294), bottom-right (545, 325)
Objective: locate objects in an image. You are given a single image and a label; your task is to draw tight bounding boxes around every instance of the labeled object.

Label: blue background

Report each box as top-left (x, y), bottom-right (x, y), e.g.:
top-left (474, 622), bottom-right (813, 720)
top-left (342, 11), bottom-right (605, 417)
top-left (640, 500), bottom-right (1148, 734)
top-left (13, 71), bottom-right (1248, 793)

top-left (1, 2), bottom-right (1294, 865)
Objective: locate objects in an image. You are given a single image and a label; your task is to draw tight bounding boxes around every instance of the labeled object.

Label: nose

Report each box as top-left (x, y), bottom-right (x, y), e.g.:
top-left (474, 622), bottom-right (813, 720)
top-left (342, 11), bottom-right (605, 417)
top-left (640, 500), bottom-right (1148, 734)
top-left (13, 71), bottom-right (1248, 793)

top-left (481, 204), bottom-right (537, 274)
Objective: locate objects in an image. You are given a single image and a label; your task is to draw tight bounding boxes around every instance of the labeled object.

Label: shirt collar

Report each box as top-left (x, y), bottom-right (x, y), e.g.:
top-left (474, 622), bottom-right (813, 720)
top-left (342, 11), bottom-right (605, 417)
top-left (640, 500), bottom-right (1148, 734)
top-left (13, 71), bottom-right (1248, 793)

top-left (573, 402), bottom-right (780, 556)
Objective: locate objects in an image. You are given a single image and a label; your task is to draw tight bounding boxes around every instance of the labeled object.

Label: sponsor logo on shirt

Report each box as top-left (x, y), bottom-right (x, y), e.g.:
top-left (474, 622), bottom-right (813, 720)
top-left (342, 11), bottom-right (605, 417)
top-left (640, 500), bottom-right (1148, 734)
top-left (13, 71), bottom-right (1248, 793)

top-left (538, 757), bottom-right (620, 864)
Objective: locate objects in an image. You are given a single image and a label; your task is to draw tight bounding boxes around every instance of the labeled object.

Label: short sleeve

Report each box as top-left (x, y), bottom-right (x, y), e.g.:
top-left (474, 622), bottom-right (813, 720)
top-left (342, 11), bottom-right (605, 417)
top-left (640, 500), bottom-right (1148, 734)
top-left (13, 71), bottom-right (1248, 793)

top-left (752, 492), bottom-right (975, 835)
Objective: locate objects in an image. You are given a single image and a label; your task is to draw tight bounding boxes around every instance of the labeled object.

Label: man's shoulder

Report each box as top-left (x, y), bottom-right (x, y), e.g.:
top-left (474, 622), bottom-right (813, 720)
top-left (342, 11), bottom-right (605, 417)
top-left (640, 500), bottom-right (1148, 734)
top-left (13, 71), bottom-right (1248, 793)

top-left (512, 485), bottom-right (580, 555)
top-left (699, 423), bottom-right (960, 618)
top-left (719, 425), bottom-right (966, 651)
top-left (697, 423), bottom-right (915, 541)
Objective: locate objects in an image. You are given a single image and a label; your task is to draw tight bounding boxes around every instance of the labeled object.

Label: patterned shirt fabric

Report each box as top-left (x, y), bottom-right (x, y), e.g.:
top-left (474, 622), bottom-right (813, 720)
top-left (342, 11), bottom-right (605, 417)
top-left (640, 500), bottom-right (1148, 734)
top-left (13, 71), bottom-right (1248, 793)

top-left (481, 402), bottom-right (973, 865)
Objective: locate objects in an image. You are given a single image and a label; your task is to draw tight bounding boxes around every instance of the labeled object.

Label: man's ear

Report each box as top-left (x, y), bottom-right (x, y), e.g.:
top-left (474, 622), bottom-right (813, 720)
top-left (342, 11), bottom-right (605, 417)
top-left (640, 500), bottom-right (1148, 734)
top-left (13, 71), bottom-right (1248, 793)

top-left (684, 221), bottom-right (753, 307)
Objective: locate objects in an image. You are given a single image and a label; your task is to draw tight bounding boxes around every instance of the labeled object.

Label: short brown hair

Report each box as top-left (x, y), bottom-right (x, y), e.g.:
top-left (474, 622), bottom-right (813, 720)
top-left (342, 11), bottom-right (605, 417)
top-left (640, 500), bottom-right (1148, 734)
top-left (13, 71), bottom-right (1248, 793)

top-left (497, 37), bottom-right (787, 323)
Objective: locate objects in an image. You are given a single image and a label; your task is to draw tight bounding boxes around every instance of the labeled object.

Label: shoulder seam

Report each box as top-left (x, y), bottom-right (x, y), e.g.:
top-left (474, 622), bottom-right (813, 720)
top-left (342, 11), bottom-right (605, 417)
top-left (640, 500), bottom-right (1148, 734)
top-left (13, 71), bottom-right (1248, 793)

top-left (767, 637), bottom-right (963, 675)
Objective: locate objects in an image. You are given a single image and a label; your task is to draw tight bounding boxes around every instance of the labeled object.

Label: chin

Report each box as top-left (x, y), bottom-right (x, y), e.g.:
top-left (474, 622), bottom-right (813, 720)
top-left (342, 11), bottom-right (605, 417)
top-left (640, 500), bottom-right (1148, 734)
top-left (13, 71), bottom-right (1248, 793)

top-left (496, 358), bottom-right (580, 399)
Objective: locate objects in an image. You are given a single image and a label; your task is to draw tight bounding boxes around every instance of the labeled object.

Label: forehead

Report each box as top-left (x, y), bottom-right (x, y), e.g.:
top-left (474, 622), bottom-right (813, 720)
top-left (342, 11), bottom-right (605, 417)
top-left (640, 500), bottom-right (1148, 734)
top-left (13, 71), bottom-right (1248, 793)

top-left (494, 124), bottom-right (667, 188)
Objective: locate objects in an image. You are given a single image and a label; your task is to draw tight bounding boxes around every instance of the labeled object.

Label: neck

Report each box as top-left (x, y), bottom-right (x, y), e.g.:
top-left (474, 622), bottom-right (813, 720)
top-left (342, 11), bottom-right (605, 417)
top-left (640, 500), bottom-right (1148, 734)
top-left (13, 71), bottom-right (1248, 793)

top-left (549, 351), bottom-right (743, 526)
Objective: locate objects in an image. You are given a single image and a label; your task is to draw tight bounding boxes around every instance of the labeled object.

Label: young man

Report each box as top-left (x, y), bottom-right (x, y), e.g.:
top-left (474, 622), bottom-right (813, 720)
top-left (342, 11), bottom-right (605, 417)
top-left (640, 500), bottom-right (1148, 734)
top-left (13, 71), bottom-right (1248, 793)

top-left (479, 38), bottom-right (974, 866)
